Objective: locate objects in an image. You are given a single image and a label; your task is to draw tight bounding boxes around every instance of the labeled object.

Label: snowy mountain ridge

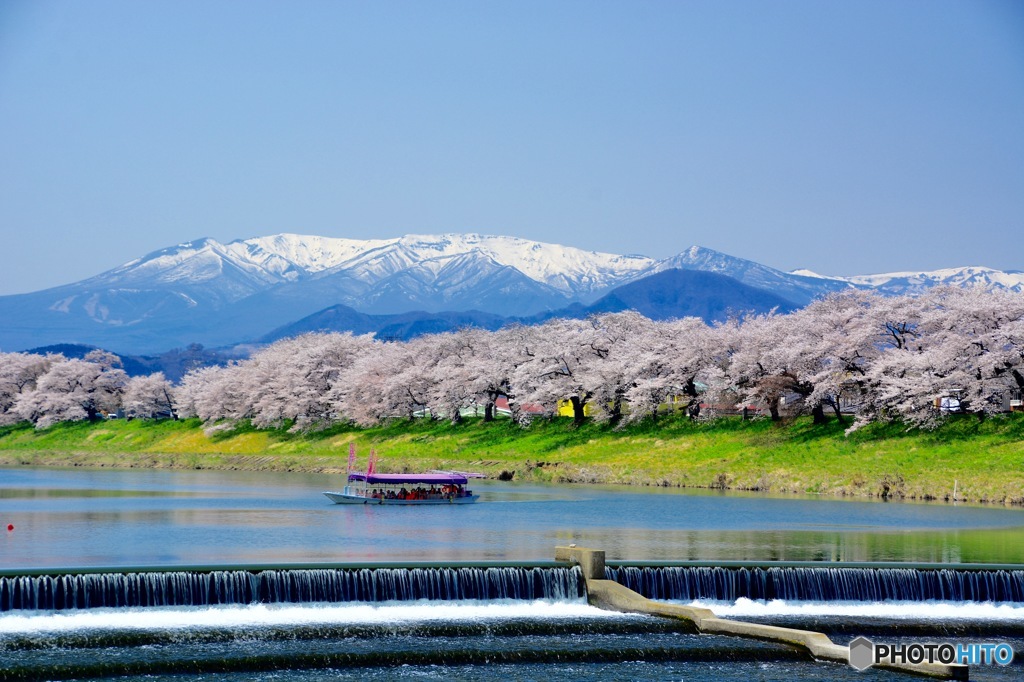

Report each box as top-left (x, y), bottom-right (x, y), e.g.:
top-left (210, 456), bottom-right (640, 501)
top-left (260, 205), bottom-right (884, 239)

top-left (1, 232), bottom-right (1019, 355)
top-left (789, 265), bottom-right (1024, 294)
top-left (91, 232), bottom-right (1023, 301)
top-left (839, 265), bottom-right (1024, 293)
top-left (87, 232), bottom-right (659, 302)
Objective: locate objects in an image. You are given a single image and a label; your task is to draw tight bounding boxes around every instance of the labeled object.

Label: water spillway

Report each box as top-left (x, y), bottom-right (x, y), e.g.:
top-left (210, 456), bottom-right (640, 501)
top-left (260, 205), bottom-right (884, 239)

top-left (605, 564), bottom-right (1024, 603)
top-left (7, 563), bottom-right (1023, 612)
top-left (0, 565), bottom-right (583, 612)
top-left (4, 559), bottom-right (1024, 681)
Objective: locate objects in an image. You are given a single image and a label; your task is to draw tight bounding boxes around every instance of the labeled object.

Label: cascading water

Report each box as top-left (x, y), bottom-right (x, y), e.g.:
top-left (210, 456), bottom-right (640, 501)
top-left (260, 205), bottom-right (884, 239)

top-left (0, 566), bottom-right (582, 612)
top-left (605, 565), bottom-right (1024, 602)
top-left (3, 564), bottom-right (1024, 681)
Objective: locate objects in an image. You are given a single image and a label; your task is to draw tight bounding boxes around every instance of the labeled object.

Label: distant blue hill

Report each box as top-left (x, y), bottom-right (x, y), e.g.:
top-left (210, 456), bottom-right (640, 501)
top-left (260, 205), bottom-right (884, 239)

top-left (262, 269), bottom-right (796, 342)
top-left (23, 343), bottom-right (236, 382)
top-left (565, 268), bottom-right (797, 321)
top-left (260, 307), bottom-right (508, 343)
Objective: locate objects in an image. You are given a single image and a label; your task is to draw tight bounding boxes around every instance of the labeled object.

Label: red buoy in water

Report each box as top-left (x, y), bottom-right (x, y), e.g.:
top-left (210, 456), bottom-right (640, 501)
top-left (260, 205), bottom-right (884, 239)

top-left (6, 524), bottom-right (12, 532)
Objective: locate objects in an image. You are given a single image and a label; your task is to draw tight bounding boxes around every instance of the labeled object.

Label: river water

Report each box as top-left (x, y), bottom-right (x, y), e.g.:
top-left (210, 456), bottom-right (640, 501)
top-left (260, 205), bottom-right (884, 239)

top-left (3, 467), bottom-right (1024, 567)
top-left (1, 467), bottom-right (1023, 681)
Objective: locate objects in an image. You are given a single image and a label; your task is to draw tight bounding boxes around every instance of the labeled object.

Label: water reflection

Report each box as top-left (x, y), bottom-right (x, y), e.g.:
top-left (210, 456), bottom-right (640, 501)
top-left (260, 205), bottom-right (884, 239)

top-left (1, 467), bottom-right (1023, 568)
top-left (0, 488), bottom-right (189, 499)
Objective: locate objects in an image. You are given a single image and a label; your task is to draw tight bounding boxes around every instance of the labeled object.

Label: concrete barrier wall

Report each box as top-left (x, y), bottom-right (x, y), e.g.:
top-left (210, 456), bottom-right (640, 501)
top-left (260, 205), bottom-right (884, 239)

top-left (556, 546), bottom-right (968, 681)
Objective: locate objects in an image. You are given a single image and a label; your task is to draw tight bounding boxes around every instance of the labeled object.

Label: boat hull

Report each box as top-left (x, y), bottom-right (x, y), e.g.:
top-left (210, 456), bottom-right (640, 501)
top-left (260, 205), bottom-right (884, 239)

top-left (323, 492), bottom-right (479, 505)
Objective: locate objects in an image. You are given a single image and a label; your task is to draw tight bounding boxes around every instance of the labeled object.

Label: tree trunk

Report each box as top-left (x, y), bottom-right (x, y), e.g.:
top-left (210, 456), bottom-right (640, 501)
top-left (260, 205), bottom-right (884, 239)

top-left (1012, 369), bottom-right (1024, 392)
top-left (570, 396), bottom-right (586, 427)
top-left (483, 401), bottom-right (494, 422)
top-left (609, 389), bottom-right (624, 426)
top-left (768, 398), bottom-right (781, 422)
top-left (811, 402), bottom-right (827, 425)
top-left (829, 398), bottom-right (845, 425)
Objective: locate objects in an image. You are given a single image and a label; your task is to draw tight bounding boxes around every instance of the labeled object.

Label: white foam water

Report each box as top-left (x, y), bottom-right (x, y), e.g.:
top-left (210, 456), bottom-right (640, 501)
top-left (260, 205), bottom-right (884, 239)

top-left (0, 599), bottom-right (629, 635)
top-left (687, 598), bottom-right (1024, 621)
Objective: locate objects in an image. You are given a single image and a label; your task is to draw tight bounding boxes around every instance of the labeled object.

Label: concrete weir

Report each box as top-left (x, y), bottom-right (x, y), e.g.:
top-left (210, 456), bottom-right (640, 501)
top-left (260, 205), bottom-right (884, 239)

top-left (555, 546), bottom-right (969, 681)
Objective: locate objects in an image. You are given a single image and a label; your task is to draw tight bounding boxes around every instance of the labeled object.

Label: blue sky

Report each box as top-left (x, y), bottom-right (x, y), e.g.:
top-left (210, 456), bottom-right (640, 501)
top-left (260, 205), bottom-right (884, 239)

top-left (1, 0), bottom-right (1022, 295)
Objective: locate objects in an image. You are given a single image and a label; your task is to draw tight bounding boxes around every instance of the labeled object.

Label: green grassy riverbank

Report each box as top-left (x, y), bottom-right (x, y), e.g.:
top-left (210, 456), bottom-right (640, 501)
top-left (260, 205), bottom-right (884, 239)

top-left (1, 414), bottom-right (1022, 505)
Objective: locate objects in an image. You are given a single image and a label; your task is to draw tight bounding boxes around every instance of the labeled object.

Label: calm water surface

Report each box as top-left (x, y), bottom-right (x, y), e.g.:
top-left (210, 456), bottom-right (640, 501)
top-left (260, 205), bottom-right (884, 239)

top-left (2, 466), bottom-right (1023, 568)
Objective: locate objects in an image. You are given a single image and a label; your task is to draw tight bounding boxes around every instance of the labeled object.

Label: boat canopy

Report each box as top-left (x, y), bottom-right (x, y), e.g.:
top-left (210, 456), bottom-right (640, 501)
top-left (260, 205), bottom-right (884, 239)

top-left (347, 472), bottom-right (469, 485)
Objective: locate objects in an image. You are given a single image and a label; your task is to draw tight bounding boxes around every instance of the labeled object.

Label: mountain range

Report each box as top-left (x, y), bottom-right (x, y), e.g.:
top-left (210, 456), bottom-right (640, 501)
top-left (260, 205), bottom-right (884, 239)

top-left (260, 269), bottom-right (799, 344)
top-left (1, 233), bottom-right (1020, 355)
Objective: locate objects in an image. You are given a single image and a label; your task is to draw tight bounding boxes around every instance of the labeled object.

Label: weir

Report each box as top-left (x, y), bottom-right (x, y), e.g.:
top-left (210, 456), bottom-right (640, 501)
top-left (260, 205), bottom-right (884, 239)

top-left (557, 546), bottom-right (974, 681)
top-left (4, 558), bottom-right (1022, 680)
top-left (605, 564), bottom-right (1024, 603)
top-left (3, 561), bottom-right (1022, 613)
top-left (0, 565), bottom-right (582, 612)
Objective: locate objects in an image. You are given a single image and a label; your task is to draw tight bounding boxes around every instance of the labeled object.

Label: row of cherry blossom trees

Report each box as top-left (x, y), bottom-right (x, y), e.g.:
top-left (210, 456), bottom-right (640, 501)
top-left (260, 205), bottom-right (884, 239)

top-left (2, 287), bottom-right (1022, 432)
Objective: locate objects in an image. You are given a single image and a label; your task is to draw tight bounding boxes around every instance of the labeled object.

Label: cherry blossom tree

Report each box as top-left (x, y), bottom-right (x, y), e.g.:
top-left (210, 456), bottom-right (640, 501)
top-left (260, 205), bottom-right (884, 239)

top-left (862, 287), bottom-right (1024, 427)
top-left (757, 292), bottom-right (884, 424)
top-left (490, 323), bottom-right (545, 424)
top-left (726, 312), bottom-right (817, 421)
top-left (791, 291), bottom-right (883, 424)
top-left (7, 287), bottom-right (1019, 431)
top-left (580, 312), bottom-right (652, 424)
top-left (506, 318), bottom-right (589, 425)
top-left (623, 316), bottom-right (728, 423)
top-left (335, 338), bottom-right (433, 426)
top-left (421, 329), bottom-right (492, 424)
top-left (242, 336), bottom-right (328, 429)
top-left (123, 372), bottom-right (177, 419)
top-left (13, 353), bottom-right (128, 428)
top-left (174, 365), bottom-right (248, 422)
top-left (460, 326), bottom-right (518, 422)
top-left (0, 352), bottom-right (56, 425)
top-left (298, 332), bottom-right (378, 428)
top-left (506, 313), bottom-right (642, 426)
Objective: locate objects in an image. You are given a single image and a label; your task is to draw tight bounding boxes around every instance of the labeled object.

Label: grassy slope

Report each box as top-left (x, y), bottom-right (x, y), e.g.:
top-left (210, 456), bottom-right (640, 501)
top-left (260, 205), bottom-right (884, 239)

top-left (0, 413), bottom-right (1022, 504)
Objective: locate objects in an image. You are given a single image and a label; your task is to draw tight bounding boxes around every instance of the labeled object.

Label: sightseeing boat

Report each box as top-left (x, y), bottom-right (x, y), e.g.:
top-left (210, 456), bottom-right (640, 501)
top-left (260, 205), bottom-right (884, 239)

top-left (323, 471), bottom-right (481, 505)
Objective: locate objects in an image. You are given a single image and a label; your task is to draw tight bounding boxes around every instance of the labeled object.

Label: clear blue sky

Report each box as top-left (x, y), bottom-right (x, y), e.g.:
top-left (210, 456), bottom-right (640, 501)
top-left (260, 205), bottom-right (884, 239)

top-left (1, 0), bottom-right (1022, 295)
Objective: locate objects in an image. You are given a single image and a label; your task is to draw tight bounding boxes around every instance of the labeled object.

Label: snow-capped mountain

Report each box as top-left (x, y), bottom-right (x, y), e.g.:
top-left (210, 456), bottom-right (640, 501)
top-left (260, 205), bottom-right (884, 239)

top-left (0, 232), bottom-right (1019, 354)
top-left (130, 233), bottom-right (653, 290)
top-left (0, 234), bottom-right (660, 353)
top-left (654, 246), bottom-right (852, 305)
top-left (74, 233), bottom-right (655, 306)
top-left (307, 233), bottom-right (655, 295)
top-left (659, 249), bottom-right (1018, 305)
top-left (828, 266), bottom-right (1024, 296)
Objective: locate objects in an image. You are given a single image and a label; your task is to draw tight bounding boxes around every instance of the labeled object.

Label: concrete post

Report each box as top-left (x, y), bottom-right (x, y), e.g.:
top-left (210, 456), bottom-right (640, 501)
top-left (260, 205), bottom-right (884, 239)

top-left (554, 546), bottom-right (605, 580)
